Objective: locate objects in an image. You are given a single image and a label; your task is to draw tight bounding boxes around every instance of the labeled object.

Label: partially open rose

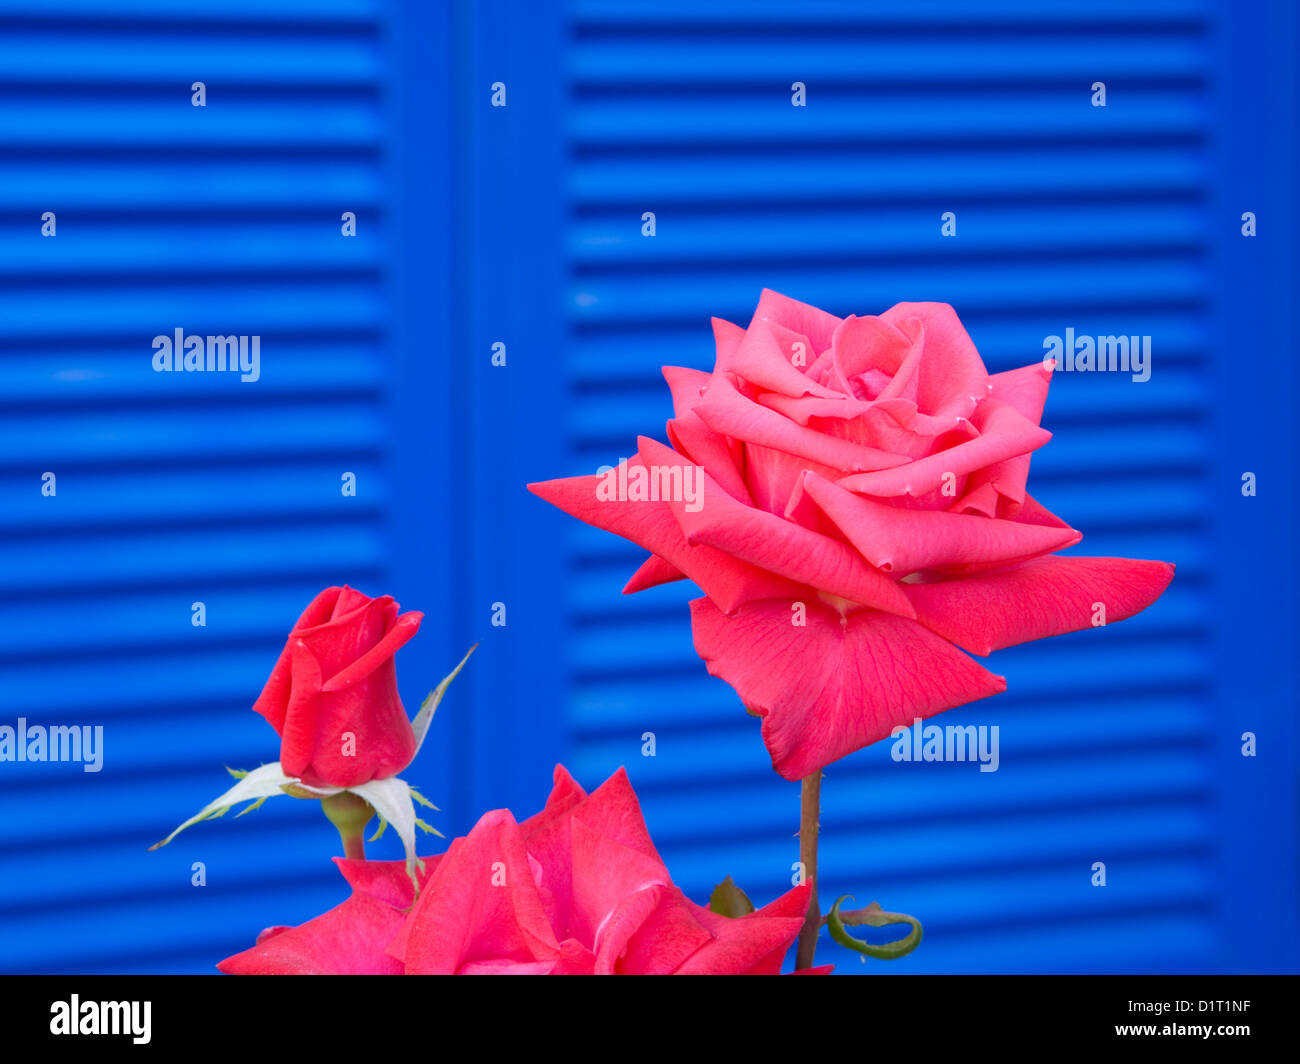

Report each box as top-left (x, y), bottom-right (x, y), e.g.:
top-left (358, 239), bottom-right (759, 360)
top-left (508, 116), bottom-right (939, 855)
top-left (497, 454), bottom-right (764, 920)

top-left (252, 585), bottom-right (423, 788)
top-left (529, 290), bottom-right (1174, 780)
top-left (219, 766), bottom-right (817, 975)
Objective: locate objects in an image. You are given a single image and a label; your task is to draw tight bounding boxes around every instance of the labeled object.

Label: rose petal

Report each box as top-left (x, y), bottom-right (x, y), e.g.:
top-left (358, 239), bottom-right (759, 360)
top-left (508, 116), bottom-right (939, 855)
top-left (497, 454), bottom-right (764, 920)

top-left (880, 302), bottom-right (990, 419)
top-left (720, 317), bottom-right (840, 399)
top-left (1012, 493), bottom-right (1074, 529)
top-left (320, 609), bottom-right (423, 693)
top-left (623, 552), bottom-right (685, 593)
top-left (694, 373), bottom-right (910, 474)
top-left (519, 764), bottom-right (589, 838)
top-left (758, 392), bottom-right (962, 458)
top-left (528, 463), bottom-right (804, 613)
top-left (711, 316), bottom-right (747, 371)
top-left (218, 893), bottom-right (406, 975)
top-left (690, 596), bottom-right (1006, 780)
top-left (680, 882), bottom-right (811, 975)
top-left (638, 436), bottom-right (916, 618)
top-left (567, 766), bottom-right (666, 862)
top-left (742, 441), bottom-right (844, 522)
top-left (675, 914), bottom-right (806, 975)
top-left (277, 638), bottom-right (324, 782)
top-left (666, 409), bottom-right (752, 504)
top-left (748, 288), bottom-right (842, 353)
top-left (662, 365), bottom-right (712, 419)
top-left (521, 766), bottom-right (671, 948)
top-left (597, 885), bottom-right (713, 975)
top-left (904, 556), bottom-right (1176, 655)
top-left (987, 360), bottom-right (1053, 426)
top-left (951, 480), bottom-right (1000, 518)
top-left (398, 810), bottom-right (562, 974)
top-left (828, 314), bottom-right (920, 394)
top-left (837, 402), bottom-right (1051, 499)
top-left (803, 471), bottom-right (1081, 574)
top-left (567, 826), bottom-right (677, 968)
top-left (335, 855), bottom-right (440, 910)
top-left (251, 586), bottom-right (345, 734)
top-left (957, 367), bottom-right (1053, 513)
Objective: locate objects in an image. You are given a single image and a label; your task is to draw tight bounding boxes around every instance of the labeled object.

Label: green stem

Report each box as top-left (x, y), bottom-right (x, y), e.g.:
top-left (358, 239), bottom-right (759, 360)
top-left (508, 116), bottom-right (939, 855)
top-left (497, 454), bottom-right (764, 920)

top-left (795, 770), bottom-right (822, 970)
top-left (321, 792), bottom-right (374, 861)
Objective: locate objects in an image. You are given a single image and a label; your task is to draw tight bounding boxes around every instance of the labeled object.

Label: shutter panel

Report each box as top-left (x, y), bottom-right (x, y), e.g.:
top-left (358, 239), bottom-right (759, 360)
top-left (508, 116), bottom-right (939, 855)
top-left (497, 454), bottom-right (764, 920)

top-left (1, 0), bottom-right (1293, 977)
top-left (563, 0), bottom-right (1228, 972)
top-left (0, 0), bottom-right (410, 973)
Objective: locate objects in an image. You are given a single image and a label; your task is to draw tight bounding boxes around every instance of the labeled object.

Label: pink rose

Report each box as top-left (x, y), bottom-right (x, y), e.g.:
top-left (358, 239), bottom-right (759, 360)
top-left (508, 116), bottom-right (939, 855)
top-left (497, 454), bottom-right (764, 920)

top-left (252, 585), bottom-right (423, 788)
top-left (528, 290), bottom-right (1174, 780)
top-left (219, 766), bottom-right (817, 975)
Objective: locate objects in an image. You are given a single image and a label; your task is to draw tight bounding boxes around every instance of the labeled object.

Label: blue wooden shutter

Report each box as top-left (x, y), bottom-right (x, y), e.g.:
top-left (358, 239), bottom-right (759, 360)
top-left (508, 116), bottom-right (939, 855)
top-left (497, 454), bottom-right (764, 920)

top-left (541, 0), bottom-right (1296, 973)
top-left (0, 0), bottom-right (1293, 976)
top-left (0, 0), bottom-right (460, 972)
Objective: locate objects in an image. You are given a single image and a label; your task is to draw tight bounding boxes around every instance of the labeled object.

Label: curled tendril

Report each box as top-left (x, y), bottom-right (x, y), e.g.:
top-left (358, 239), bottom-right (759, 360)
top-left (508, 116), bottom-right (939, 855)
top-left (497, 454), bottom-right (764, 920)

top-left (826, 895), bottom-right (924, 960)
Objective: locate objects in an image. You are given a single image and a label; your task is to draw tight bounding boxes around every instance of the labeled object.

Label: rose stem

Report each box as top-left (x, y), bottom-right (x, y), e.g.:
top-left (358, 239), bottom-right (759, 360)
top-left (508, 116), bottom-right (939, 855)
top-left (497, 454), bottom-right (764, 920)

top-left (795, 769), bottom-right (822, 970)
top-left (321, 792), bottom-right (374, 862)
top-left (341, 831), bottom-right (366, 862)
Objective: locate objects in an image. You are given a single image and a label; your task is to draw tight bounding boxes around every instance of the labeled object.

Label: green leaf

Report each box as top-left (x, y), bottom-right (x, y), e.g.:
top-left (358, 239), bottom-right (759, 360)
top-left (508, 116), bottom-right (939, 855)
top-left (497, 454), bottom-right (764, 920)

top-left (708, 875), bottom-right (756, 918)
top-left (826, 896), bottom-right (923, 960)
top-left (368, 818), bottom-right (389, 843)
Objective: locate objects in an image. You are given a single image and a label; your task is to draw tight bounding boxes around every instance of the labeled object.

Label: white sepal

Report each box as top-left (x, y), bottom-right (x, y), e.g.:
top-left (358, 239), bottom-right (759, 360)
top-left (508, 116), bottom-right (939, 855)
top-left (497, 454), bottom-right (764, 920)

top-left (149, 761), bottom-right (336, 851)
top-left (348, 774), bottom-right (422, 889)
top-left (410, 644), bottom-right (477, 757)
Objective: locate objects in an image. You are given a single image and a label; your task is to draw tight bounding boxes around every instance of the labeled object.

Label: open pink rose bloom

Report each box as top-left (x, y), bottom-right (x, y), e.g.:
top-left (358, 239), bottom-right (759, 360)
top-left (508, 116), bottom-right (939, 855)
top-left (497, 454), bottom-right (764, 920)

top-left (219, 766), bottom-right (816, 975)
top-left (529, 291), bottom-right (1174, 780)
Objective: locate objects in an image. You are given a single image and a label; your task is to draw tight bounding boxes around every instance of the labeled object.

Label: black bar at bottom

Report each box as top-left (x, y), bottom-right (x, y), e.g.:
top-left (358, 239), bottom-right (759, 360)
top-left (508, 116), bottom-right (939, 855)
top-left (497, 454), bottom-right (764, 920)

top-left (0, 974), bottom-right (1286, 1052)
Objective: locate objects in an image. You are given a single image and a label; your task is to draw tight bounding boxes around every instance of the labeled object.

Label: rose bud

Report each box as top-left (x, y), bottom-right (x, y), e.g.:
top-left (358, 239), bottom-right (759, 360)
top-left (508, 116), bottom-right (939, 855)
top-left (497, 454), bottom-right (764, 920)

top-left (253, 585), bottom-right (424, 789)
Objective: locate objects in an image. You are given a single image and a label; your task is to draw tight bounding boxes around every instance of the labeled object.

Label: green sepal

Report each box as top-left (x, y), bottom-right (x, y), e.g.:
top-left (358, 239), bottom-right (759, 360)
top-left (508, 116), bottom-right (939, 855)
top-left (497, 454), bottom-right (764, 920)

top-left (414, 816), bottom-right (444, 838)
top-left (234, 795), bottom-right (271, 817)
top-left (708, 875), bottom-right (756, 918)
